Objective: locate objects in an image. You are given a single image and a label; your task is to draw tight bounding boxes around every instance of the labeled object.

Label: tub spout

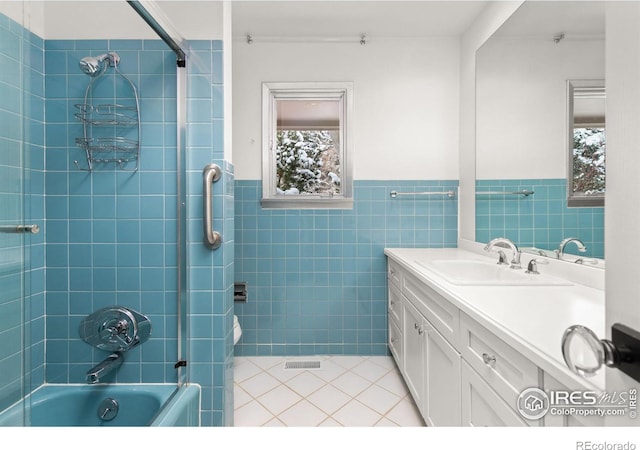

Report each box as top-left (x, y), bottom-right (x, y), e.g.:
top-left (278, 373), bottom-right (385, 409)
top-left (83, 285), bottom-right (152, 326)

top-left (86, 353), bottom-right (123, 384)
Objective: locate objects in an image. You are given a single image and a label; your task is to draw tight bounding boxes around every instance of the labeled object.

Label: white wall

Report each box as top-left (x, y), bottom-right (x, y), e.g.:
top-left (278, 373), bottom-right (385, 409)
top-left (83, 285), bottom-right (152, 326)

top-left (0, 1), bottom-right (44, 36)
top-left (458, 1), bottom-right (523, 241)
top-left (232, 38), bottom-right (460, 181)
top-left (604, 2), bottom-right (640, 418)
top-left (476, 38), bottom-right (604, 180)
top-left (1, 1), bottom-right (222, 40)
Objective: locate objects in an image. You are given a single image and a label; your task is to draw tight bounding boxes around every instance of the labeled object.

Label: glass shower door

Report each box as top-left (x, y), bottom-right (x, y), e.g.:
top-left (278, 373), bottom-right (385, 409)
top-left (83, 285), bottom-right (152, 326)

top-left (0, 1), bottom-right (36, 425)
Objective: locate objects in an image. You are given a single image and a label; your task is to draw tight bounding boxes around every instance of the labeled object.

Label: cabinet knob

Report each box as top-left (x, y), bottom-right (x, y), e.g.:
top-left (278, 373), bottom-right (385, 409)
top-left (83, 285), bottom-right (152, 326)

top-left (418, 327), bottom-right (424, 335)
top-left (414, 323), bottom-right (419, 330)
top-left (482, 353), bottom-right (497, 365)
top-left (390, 337), bottom-right (395, 343)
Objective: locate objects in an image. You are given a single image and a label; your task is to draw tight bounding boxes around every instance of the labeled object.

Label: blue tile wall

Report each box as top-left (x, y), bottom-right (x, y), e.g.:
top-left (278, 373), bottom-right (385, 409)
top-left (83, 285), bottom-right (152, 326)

top-left (2, 22), bottom-right (230, 427)
top-left (43, 39), bottom-right (180, 384)
top-left (234, 180), bottom-right (458, 356)
top-left (185, 40), bottom-right (233, 427)
top-left (187, 41), bottom-right (234, 426)
top-left (476, 179), bottom-right (604, 258)
top-left (0, 13), bottom-right (45, 412)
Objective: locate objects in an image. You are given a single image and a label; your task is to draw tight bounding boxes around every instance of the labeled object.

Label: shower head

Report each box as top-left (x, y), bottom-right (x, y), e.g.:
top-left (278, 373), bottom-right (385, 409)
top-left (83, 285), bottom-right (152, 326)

top-left (78, 52), bottom-right (120, 77)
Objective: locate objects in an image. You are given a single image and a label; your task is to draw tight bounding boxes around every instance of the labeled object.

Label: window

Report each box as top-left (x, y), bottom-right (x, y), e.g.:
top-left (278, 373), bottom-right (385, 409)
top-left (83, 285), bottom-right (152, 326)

top-left (567, 80), bottom-right (605, 207)
top-left (262, 82), bottom-right (353, 209)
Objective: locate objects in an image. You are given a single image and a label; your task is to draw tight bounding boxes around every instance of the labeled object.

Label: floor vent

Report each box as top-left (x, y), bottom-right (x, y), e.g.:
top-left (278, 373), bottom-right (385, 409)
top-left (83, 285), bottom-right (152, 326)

top-left (283, 360), bottom-right (321, 370)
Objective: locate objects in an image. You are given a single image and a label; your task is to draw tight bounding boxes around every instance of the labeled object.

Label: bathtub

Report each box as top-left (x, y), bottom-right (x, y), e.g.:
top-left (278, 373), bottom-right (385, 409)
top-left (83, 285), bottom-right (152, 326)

top-left (0, 383), bottom-right (200, 427)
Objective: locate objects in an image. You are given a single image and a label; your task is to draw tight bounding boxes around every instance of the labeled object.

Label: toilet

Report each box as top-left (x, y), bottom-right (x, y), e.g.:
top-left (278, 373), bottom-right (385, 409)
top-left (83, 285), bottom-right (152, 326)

top-left (233, 315), bottom-right (242, 345)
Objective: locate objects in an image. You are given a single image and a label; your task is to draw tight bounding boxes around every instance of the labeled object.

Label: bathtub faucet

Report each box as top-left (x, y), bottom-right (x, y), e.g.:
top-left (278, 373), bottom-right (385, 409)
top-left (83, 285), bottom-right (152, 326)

top-left (86, 352), bottom-right (123, 384)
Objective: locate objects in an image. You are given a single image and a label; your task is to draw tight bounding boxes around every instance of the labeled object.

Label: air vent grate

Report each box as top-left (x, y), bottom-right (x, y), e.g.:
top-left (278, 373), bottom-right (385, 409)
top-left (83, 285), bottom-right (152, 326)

top-left (284, 360), bottom-right (321, 370)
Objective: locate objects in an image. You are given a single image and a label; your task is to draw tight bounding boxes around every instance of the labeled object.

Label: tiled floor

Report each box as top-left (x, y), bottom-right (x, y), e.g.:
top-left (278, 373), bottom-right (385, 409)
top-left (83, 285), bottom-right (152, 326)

top-left (234, 355), bottom-right (425, 427)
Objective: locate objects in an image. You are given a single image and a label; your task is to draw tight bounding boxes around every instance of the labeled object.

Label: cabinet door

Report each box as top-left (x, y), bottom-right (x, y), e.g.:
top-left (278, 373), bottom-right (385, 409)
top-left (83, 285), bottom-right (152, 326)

top-left (389, 314), bottom-right (403, 369)
top-left (403, 299), bottom-right (425, 411)
top-left (425, 324), bottom-right (461, 426)
top-left (461, 361), bottom-right (528, 426)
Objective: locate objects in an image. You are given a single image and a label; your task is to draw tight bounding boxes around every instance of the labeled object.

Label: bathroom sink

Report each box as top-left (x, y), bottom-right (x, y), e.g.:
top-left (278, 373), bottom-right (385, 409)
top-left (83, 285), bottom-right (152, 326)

top-left (414, 259), bottom-right (572, 286)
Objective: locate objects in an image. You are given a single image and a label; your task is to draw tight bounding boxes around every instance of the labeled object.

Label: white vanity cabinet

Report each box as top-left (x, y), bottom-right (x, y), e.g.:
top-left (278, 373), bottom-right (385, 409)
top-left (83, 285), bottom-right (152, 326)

top-left (385, 248), bottom-right (605, 428)
top-left (387, 260), bottom-right (403, 368)
top-left (389, 264), bottom-right (462, 426)
top-left (388, 284), bottom-right (403, 366)
top-left (387, 254), bottom-right (545, 427)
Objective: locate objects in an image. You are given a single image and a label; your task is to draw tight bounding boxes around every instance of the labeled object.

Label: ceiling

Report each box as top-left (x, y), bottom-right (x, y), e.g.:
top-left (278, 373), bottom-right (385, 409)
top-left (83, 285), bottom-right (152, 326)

top-left (20, 1), bottom-right (488, 41)
top-left (492, 1), bottom-right (605, 39)
top-left (231, 1), bottom-right (488, 40)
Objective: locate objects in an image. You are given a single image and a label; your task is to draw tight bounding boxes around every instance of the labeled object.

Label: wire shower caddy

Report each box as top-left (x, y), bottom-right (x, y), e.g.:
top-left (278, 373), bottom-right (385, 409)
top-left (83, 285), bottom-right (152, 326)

top-left (74, 52), bottom-right (141, 172)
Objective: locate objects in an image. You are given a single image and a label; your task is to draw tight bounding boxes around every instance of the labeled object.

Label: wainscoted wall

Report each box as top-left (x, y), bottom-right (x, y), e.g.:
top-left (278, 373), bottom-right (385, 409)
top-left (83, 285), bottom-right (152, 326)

top-left (234, 180), bottom-right (458, 356)
top-left (0, 13), bottom-right (46, 411)
top-left (476, 179), bottom-right (604, 258)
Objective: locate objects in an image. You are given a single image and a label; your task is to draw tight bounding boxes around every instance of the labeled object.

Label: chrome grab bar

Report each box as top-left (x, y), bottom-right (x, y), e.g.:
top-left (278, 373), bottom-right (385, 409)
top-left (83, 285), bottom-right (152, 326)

top-left (0, 224), bottom-right (40, 234)
top-left (203, 164), bottom-right (222, 250)
top-left (389, 190), bottom-right (456, 198)
top-left (476, 190), bottom-right (534, 197)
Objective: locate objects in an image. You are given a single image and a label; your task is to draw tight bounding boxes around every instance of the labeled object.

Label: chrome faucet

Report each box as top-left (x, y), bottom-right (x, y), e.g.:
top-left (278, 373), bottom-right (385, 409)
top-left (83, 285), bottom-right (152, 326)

top-left (86, 353), bottom-right (123, 384)
top-left (484, 237), bottom-right (522, 269)
top-left (556, 237), bottom-right (587, 259)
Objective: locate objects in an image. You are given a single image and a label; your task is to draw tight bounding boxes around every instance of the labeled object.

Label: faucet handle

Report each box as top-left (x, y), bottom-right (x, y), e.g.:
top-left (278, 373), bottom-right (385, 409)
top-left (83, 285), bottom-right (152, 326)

top-left (496, 250), bottom-right (508, 265)
top-left (525, 258), bottom-right (549, 274)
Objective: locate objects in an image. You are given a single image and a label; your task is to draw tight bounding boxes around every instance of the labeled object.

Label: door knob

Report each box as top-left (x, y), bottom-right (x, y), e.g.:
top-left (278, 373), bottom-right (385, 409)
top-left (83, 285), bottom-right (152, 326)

top-left (562, 323), bottom-right (640, 382)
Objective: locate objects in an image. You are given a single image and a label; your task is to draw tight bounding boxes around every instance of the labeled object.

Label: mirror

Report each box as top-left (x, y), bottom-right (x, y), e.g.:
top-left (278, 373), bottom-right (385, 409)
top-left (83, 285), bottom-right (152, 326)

top-left (475, 1), bottom-right (605, 262)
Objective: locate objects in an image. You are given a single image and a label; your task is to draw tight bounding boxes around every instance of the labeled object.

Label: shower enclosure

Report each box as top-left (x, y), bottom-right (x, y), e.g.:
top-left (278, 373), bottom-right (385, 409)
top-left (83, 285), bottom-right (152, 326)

top-left (0, 1), bottom-right (197, 426)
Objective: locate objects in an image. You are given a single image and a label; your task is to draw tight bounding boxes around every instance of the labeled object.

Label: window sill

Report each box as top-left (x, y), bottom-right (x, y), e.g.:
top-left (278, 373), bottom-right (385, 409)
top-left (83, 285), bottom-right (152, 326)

top-left (261, 197), bottom-right (353, 210)
top-left (568, 196), bottom-right (605, 208)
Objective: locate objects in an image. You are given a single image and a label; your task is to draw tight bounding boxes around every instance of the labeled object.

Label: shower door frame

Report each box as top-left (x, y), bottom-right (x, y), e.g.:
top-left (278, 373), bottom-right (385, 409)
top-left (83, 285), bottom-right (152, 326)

top-left (126, 0), bottom-right (190, 386)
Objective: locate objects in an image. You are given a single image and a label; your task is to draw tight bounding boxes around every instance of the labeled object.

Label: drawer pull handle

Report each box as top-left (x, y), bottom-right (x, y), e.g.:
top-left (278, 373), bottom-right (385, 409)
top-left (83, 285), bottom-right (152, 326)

top-left (482, 353), bottom-right (497, 365)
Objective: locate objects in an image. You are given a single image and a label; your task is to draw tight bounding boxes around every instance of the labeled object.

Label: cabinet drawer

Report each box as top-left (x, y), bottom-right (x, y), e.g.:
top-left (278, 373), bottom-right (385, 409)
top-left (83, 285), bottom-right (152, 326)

top-left (460, 312), bottom-right (539, 409)
top-left (403, 271), bottom-right (459, 346)
top-left (388, 283), bottom-right (402, 325)
top-left (388, 316), bottom-right (403, 369)
top-left (461, 361), bottom-right (530, 426)
top-left (388, 259), bottom-right (402, 288)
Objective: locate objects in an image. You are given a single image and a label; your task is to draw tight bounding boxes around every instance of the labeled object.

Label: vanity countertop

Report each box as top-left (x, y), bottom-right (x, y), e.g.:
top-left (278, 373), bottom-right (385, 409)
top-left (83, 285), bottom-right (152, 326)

top-left (384, 246), bottom-right (606, 392)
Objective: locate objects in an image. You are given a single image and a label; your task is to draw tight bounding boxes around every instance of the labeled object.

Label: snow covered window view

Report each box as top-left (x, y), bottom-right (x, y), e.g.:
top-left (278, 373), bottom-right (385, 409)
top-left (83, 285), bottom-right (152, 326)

top-left (572, 127), bottom-right (605, 196)
top-left (567, 81), bottom-right (605, 207)
top-left (262, 82), bottom-right (353, 209)
top-left (276, 130), bottom-right (341, 196)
